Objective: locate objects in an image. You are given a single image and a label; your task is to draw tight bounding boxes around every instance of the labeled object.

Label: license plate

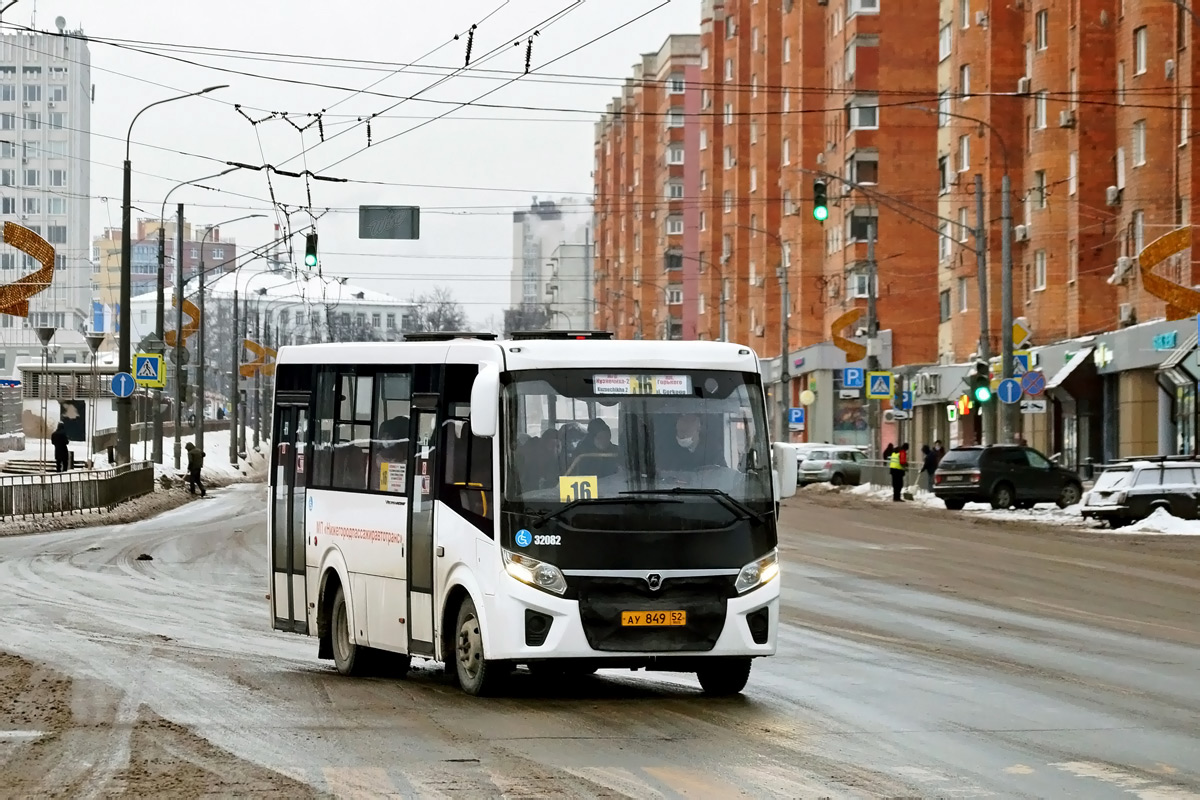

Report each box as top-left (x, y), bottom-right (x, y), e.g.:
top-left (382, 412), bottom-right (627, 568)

top-left (621, 610), bottom-right (687, 627)
top-left (945, 474), bottom-right (965, 482)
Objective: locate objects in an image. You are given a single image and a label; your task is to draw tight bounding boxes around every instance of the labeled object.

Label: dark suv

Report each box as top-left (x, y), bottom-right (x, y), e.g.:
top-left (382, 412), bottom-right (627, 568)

top-left (932, 444), bottom-right (1084, 511)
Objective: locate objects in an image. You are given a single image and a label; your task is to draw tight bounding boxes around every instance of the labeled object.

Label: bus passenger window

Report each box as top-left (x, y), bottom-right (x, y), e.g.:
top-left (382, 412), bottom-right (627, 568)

top-left (331, 373), bottom-right (372, 490)
top-left (312, 369), bottom-right (335, 486)
top-left (443, 418), bottom-right (494, 535)
top-left (371, 372), bottom-right (412, 494)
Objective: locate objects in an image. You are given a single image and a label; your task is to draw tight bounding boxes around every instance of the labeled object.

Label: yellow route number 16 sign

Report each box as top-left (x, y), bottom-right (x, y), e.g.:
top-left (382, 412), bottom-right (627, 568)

top-left (559, 475), bottom-right (598, 502)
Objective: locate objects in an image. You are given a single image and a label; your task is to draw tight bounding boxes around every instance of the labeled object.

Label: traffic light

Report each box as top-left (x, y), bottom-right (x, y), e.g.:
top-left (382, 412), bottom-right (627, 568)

top-left (304, 233), bottom-right (318, 268)
top-left (968, 359), bottom-right (992, 404)
top-left (812, 180), bottom-right (828, 222)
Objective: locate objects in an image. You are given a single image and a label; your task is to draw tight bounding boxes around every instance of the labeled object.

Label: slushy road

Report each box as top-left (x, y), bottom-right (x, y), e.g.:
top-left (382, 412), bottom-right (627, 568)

top-left (0, 484), bottom-right (1197, 798)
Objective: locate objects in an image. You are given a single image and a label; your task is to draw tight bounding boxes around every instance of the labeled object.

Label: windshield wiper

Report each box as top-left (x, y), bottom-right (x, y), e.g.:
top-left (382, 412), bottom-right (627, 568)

top-left (620, 488), bottom-right (766, 524)
top-left (530, 496), bottom-right (678, 528)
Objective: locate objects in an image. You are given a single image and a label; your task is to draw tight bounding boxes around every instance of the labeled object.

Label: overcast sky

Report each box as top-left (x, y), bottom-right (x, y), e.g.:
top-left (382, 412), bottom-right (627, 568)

top-left (8, 0), bottom-right (698, 323)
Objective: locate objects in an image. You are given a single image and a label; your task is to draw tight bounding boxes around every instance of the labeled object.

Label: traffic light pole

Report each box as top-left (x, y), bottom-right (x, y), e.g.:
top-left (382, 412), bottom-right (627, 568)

top-left (999, 173), bottom-right (1015, 443)
top-left (172, 203), bottom-right (185, 470)
top-left (974, 175), bottom-right (995, 445)
top-left (866, 220), bottom-right (881, 457)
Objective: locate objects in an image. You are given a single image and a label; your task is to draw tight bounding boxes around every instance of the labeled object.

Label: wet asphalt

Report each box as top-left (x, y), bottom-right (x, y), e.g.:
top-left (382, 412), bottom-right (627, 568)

top-left (0, 483), bottom-right (1197, 798)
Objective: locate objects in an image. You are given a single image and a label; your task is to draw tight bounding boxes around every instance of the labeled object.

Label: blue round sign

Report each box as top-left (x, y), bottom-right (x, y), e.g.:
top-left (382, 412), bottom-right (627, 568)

top-left (515, 529), bottom-right (532, 547)
top-left (111, 371), bottom-right (135, 398)
top-left (997, 378), bottom-right (1023, 405)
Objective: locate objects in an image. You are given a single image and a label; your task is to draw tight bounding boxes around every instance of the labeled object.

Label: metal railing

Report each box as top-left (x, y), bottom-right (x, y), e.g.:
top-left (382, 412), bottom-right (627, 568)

top-left (0, 461), bottom-right (156, 520)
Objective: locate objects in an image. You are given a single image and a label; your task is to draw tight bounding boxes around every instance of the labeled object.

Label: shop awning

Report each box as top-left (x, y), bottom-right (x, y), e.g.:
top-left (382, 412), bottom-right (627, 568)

top-left (1046, 347), bottom-right (1094, 391)
top-left (1159, 332), bottom-right (1198, 376)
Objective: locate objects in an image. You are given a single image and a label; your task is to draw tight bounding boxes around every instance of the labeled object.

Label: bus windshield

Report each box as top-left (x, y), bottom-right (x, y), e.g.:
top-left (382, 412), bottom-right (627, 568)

top-left (502, 369), bottom-right (772, 509)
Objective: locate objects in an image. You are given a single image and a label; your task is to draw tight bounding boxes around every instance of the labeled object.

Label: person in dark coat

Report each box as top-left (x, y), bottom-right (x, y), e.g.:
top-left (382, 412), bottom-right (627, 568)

top-left (921, 444), bottom-right (939, 490)
top-left (185, 442), bottom-right (207, 497)
top-left (50, 422), bottom-right (70, 472)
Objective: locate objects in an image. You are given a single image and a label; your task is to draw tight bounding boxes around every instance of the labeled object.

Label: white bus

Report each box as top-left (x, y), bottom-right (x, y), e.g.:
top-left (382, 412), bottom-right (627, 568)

top-left (268, 331), bottom-right (796, 696)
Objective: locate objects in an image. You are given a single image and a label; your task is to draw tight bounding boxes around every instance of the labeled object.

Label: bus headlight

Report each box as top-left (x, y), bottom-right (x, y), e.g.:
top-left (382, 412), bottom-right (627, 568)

top-left (503, 549), bottom-right (568, 596)
top-left (734, 549), bottom-right (780, 594)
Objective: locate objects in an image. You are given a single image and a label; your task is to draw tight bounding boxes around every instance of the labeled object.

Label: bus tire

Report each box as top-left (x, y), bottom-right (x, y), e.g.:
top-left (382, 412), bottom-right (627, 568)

top-left (454, 596), bottom-right (502, 696)
top-left (331, 585), bottom-right (373, 676)
top-left (696, 658), bottom-right (752, 696)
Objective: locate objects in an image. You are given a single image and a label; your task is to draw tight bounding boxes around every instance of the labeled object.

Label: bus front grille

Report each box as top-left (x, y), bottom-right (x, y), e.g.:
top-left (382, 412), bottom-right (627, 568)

top-left (573, 576), bottom-right (733, 652)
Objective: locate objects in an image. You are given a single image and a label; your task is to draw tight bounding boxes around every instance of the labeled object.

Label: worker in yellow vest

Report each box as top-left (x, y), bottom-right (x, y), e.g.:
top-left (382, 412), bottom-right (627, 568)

top-left (887, 444), bottom-right (906, 502)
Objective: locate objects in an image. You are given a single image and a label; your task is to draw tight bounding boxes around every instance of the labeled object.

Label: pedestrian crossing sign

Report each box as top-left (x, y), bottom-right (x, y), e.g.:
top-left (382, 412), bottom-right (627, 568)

top-left (866, 371), bottom-right (894, 399)
top-left (134, 353), bottom-right (165, 388)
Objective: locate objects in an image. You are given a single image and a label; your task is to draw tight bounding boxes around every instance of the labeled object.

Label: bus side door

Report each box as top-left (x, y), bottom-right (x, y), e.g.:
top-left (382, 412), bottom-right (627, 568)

top-left (407, 391), bottom-right (440, 656)
top-left (271, 402), bottom-right (309, 634)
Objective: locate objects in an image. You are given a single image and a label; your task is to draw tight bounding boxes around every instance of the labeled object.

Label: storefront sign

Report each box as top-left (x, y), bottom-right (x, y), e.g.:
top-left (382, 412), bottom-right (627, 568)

top-left (1094, 343), bottom-right (1114, 367)
top-left (1153, 331), bottom-right (1178, 351)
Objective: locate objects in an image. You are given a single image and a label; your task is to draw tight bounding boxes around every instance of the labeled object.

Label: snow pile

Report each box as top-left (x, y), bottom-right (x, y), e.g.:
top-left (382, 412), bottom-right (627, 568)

top-left (1119, 508), bottom-right (1200, 535)
top-left (837, 482), bottom-right (1088, 526)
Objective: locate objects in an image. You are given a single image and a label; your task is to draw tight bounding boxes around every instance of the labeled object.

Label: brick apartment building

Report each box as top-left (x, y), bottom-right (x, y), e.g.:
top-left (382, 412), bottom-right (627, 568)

top-left (594, 35), bottom-right (701, 341)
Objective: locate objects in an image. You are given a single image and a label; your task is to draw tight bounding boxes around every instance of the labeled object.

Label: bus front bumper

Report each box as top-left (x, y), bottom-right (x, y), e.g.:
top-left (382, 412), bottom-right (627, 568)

top-left (480, 574), bottom-right (780, 663)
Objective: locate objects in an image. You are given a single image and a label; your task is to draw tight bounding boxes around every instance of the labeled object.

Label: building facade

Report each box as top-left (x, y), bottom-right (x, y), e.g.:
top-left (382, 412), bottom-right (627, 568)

top-left (0, 26), bottom-right (92, 372)
top-left (508, 197), bottom-right (592, 332)
top-left (593, 34), bottom-right (701, 341)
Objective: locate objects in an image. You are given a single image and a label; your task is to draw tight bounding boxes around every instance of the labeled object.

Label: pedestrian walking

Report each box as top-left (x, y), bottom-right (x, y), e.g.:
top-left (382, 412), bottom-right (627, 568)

top-left (921, 444), bottom-right (939, 490)
top-left (50, 422), bottom-right (70, 472)
top-left (185, 442), bottom-right (207, 497)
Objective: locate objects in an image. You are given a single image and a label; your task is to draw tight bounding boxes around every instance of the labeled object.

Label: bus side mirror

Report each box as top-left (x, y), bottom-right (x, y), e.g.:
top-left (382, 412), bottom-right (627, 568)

top-left (470, 364), bottom-right (500, 438)
top-left (773, 443), bottom-right (797, 499)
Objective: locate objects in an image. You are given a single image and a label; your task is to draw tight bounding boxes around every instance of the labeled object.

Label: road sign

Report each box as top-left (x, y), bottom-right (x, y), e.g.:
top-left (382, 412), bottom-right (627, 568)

top-left (866, 371), bottom-right (894, 399)
top-left (1021, 369), bottom-right (1046, 396)
top-left (843, 367), bottom-right (865, 389)
top-left (900, 390), bottom-right (913, 411)
top-left (359, 205), bottom-right (420, 240)
top-left (1013, 350), bottom-right (1030, 376)
top-left (1020, 399), bottom-right (1048, 414)
top-left (111, 371), bottom-right (135, 398)
top-left (134, 353), bottom-right (165, 388)
top-left (1013, 318), bottom-right (1033, 349)
top-left (0, 378), bottom-right (20, 388)
top-left (997, 378), bottom-right (1022, 404)
top-left (788, 407), bottom-right (805, 428)
top-left (889, 410), bottom-right (910, 420)
top-left (137, 333), bottom-right (166, 354)
top-left (166, 347), bottom-right (191, 365)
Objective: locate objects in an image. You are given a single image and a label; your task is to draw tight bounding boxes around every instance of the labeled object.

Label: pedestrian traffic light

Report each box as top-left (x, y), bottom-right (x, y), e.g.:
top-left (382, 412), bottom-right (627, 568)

top-left (812, 180), bottom-right (828, 222)
top-left (304, 233), bottom-right (318, 268)
top-left (968, 359), bottom-right (992, 404)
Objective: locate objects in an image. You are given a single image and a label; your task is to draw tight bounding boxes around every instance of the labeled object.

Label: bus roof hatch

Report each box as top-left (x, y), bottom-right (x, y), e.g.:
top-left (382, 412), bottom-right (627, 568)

top-left (507, 330), bottom-right (614, 341)
top-left (402, 331), bottom-right (499, 342)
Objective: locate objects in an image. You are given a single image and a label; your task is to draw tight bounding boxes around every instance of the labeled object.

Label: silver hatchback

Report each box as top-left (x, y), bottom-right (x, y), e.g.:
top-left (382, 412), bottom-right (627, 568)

top-left (799, 448), bottom-right (866, 486)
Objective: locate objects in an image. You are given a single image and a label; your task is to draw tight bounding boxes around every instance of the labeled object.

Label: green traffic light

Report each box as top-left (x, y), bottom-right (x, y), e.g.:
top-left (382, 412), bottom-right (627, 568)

top-left (813, 206), bottom-right (828, 221)
top-left (304, 253), bottom-right (317, 267)
top-left (974, 385), bottom-right (992, 403)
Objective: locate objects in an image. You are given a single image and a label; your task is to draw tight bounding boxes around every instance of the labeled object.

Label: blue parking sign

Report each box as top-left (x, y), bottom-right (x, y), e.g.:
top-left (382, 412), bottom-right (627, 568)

top-left (788, 407), bottom-right (805, 426)
top-left (843, 367), bottom-right (865, 389)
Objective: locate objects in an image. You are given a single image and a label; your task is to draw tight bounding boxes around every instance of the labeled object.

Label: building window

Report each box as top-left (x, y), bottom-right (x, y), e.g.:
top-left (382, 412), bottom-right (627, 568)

top-left (701, 47), bottom-right (709, 69)
top-left (699, 128), bottom-right (707, 150)
top-left (22, 197), bottom-right (38, 214)
top-left (1068, 240), bottom-right (1077, 283)
top-left (724, 146), bottom-right (734, 169)
top-left (669, 74), bottom-right (685, 94)
top-left (938, 91), bottom-right (950, 126)
top-left (848, 151), bottom-right (878, 184)
top-left (667, 145), bottom-right (684, 164)
top-left (959, 207), bottom-right (970, 242)
top-left (667, 217), bottom-right (684, 235)
top-left (22, 84), bottom-right (40, 102)
top-left (722, 233), bottom-right (732, 258)
top-left (938, 155), bottom-right (949, 194)
top-left (1117, 61), bottom-right (1126, 104)
top-left (1035, 10), bottom-right (1048, 50)
top-left (959, 277), bottom-right (969, 312)
top-left (372, 313), bottom-right (381, 328)
top-left (1068, 151), bottom-right (1078, 194)
top-left (699, 210), bottom-right (706, 231)
top-left (0, 86), bottom-right (12, 102)
top-left (0, 141), bottom-right (10, 158)
top-left (1134, 26), bottom-right (1147, 74)
top-left (1034, 249), bottom-right (1047, 290)
top-left (845, 96), bottom-right (879, 130)
top-left (847, 208), bottom-right (878, 241)
top-left (939, 223), bottom-right (952, 261)
top-left (850, 270), bottom-right (875, 298)
top-left (667, 288), bottom-right (683, 304)
top-left (47, 225), bottom-right (66, 244)
top-left (960, 64), bottom-right (970, 99)
top-left (700, 169), bottom-right (707, 189)
top-left (23, 113), bottom-right (40, 130)
top-left (212, 247), bottom-right (225, 259)
top-left (1182, 100), bottom-right (1190, 146)
top-left (49, 112), bottom-right (65, 130)
top-left (848, 0), bottom-right (879, 16)
top-left (0, 113), bottom-right (12, 130)
top-left (783, 37), bottom-right (791, 62)
top-left (1133, 119), bottom-right (1146, 165)
top-left (845, 42), bottom-right (857, 80)
top-left (49, 169), bottom-right (66, 187)
top-left (1035, 91), bottom-right (1048, 128)
top-left (782, 138), bottom-right (790, 165)
top-left (939, 289), bottom-right (951, 322)
top-left (1034, 170), bottom-right (1047, 208)
top-left (46, 140), bottom-right (66, 157)
top-left (724, 58), bottom-right (733, 81)
top-left (723, 190), bottom-right (733, 213)
top-left (960, 0), bottom-right (970, 27)
top-left (750, 168), bottom-right (757, 192)
top-left (724, 103), bottom-right (734, 124)
top-left (23, 169), bottom-right (38, 186)
top-left (939, 25), bottom-right (952, 61)
top-left (667, 182), bottom-right (684, 198)
top-left (750, 120), bottom-right (758, 143)
top-left (386, 313), bottom-right (396, 329)
top-left (1133, 209), bottom-right (1145, 251)
top-left (958, 134), bottom-right (970, 171)
top-left (666, 109), bottom-right (683, 127)
top-left (50, 85), bottom-right (66, 102)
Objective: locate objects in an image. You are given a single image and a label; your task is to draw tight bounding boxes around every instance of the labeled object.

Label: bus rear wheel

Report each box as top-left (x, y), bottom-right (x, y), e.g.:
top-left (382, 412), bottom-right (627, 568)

top-left (455, 596), bottom-right (504, 696)
top-left (696, 658), bottom-right (752, 696)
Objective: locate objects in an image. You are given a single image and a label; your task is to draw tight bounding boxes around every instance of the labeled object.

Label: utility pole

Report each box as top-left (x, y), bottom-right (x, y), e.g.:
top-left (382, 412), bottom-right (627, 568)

top-left (152, 224), bottom-right (166, 464)
top-left (719, 279), bottom-right (727, 342)
top-left (172, 203), bottom-right (184, 470)
top-left (999, 172), bottom-right (1015, 443)
top-left (866, 220), bottom-right (881, 457)
top-left (974, 174), bottom-right (994, 445)
top-left (778, 259), bottom-right (790, 442)
top-left (230, 281), bottom-right (239, 466)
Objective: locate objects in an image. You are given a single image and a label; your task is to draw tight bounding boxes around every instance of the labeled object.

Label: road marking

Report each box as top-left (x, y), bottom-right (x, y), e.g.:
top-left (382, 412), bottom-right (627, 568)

top-left (0, 730), bottom-right (45, 740)
top-left (1017, 598), bottom-right (1200, 639)
top-left (322, 766), bottom-right (399, 799)
top-left (1051, 761), bottom-right (1200, 799)
top-left (1004, 764), bottom-right (1035, 775)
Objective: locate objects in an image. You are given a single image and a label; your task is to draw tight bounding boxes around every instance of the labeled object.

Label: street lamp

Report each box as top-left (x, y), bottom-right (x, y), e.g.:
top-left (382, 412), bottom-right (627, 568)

top-left (909, 104), bottom-right (1013, 443)
top-left (195, 213), bottom-right (265, 455)
top-left (117, 84), bottom-right (228, 465)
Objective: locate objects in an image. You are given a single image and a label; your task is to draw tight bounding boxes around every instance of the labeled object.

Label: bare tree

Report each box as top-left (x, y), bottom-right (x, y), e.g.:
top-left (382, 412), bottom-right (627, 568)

top-left (405, 286), bottom-right (467, 332)
top-left (503, 305), bottom-right (550, 334)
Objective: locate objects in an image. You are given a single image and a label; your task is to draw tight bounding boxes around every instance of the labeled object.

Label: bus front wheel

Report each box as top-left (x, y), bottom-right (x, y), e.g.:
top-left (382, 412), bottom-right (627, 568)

top-left (454, 596), bottom-right (504, 696)
top-left (331, 585), bottom-right (372, 676)
top-left (696, 658), bottom-right (752, 696)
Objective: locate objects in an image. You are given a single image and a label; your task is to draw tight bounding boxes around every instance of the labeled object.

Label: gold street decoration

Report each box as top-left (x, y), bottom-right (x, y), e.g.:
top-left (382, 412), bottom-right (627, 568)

top-left (1138, 226), bottom-right (1200, 321)
top-left (831, 307), bottom-right (867, 363)
top-left (240, 338), bottom-right (277, 378)
top-left (164, 294), bottom-right (201, 348)
top-left (0, 221), bottom-right (55, 317)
